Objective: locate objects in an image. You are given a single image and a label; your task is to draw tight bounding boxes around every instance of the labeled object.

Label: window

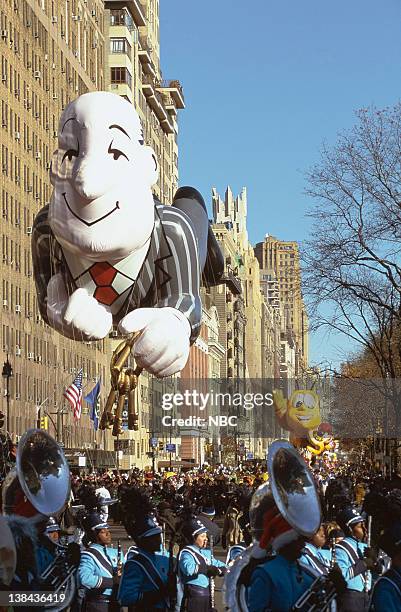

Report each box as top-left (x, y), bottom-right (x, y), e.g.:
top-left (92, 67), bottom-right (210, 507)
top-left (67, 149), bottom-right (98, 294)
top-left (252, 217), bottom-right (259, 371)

top-left (110, 9), bottom-right (134, 30)
top-left (110, 37), bottom-right (132, 56)
top-left (110, 67), bottom-right (132, 88)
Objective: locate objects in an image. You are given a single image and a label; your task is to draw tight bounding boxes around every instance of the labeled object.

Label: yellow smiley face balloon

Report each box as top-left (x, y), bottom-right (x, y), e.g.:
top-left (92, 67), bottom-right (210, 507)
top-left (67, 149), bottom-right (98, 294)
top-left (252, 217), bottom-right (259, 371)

top-left (287, 390), bottom-right (321, 433)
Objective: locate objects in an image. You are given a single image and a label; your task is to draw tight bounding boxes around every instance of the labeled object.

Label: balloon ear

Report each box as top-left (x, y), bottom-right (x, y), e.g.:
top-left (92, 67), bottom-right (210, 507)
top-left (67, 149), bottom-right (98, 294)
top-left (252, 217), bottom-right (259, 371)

top-left (49, 148), bottom-right (70, 186)
top-left (143, 146), bottom-right (159, 186)
top-left (49, 149), bottom-right (59, 186)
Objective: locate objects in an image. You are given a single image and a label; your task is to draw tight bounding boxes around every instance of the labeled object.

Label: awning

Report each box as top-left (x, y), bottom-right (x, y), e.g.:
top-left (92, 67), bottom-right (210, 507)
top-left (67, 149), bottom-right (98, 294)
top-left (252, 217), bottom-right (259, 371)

top-left (87, 449), bottom-right (116, 468)
top-left (63, 448), bottom-right (116, 469)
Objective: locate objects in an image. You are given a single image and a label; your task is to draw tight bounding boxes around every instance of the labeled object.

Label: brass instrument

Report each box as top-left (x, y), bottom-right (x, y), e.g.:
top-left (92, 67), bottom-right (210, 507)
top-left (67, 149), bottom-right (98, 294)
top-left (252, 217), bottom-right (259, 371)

top-left (3, 429), bottom-right (71, 519)
top-left (2, 429), bottom-right (76, 611)
top-left (292, 575), bottom-right (337, 612)
top-left (223, 440), bottom-right (322, 612)
top-left (99, 333), bottom-right (142, 435)
top-left (40, 544), bottom-right (79, 611)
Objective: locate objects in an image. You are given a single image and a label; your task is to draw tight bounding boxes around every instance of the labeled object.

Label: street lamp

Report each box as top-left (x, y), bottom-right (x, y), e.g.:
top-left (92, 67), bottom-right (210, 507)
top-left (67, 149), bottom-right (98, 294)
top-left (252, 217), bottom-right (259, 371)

top-left (2, 355), bottom-right (13, 434)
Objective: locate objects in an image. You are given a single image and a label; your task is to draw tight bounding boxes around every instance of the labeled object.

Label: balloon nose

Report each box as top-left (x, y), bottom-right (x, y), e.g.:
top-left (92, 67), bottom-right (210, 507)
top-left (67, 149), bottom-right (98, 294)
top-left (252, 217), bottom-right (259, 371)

top-left (73, 159), bottom-right (111, 200)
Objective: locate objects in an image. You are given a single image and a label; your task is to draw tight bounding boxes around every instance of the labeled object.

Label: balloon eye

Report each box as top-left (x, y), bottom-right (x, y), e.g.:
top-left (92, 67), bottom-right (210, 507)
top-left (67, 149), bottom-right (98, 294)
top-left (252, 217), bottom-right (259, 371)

top-left (108, 146), bottom-right (128, 161)
top-left (62, 148), bottom-right (79, 162)
top-left (296, 401), bottom-right (303, 408)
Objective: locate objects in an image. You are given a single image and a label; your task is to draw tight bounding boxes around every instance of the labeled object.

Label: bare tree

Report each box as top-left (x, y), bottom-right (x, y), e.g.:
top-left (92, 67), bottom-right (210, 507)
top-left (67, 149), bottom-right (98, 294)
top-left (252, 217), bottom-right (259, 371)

top-left (303, 103), bottom-right (401, 441)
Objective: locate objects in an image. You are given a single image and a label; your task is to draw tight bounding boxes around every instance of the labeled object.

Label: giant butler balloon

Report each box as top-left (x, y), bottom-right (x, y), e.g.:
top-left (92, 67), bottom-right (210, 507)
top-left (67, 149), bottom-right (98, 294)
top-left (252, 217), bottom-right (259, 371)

top-left (32, 92), bottom-right (223, 380)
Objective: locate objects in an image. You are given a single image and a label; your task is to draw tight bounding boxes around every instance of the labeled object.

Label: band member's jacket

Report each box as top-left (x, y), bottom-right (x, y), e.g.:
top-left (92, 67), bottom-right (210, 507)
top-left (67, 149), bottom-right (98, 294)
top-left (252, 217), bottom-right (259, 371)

top-left (335, 536), bottom-right (371, 592)
top-left (178, 544), bottom-right (226, 590)
top-left (300, 544), bottom-right (338, 612)
top-left (370, 566), bottom-right (401, 611)
top-left (36, 535), bottom-right (57, 575)
top-left (300, 543), bottom-right (331, 575)
top-left (78, 543), bottom-right (123, 603)
top-left (118, 545), bottom-right (171, 610)
top-left (247, 554), bottom-right (317, 612)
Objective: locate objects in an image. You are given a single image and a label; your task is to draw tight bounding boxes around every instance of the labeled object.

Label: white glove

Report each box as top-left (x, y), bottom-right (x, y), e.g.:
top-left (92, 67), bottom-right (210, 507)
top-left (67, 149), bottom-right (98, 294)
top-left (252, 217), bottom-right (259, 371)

top-left (118, 307), bottom-right (191, 377)
top-left (47, 273), bottom-right (112, 340)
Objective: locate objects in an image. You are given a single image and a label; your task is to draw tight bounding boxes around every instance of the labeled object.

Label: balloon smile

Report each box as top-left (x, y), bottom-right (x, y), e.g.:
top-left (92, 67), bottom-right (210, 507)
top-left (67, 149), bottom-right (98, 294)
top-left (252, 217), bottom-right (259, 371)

top-left (62, 192), bottom-right (120, 226)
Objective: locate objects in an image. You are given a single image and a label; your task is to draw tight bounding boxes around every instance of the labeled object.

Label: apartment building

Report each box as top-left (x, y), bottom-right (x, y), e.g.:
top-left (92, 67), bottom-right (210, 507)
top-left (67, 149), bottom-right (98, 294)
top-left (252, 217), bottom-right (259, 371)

top-left (0, 0), bottom-right (111, 456)
top-left (0, 0), bottom-right (185, 469)
top-left (255, 235), bottom-right (309, 374)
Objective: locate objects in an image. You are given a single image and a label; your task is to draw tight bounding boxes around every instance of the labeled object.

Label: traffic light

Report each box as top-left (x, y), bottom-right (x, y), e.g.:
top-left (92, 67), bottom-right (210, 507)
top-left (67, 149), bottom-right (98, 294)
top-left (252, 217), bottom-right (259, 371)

top-left (158, 441), bottom-right (164, 451)
top-left (40, 416), bottom-right (48, 430)
top-left (0, 412), bottom-right (4, 428)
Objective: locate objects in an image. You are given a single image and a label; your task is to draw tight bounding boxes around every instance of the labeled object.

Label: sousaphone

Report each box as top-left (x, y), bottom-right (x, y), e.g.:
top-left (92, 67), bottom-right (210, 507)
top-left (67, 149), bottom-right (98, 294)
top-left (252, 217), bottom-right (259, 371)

top-left (2, 429), bottom-right (75, 610)
top-left (2, 428), bottom-right (70, 517)
top-left (223, 440), bottom-right (322, 611)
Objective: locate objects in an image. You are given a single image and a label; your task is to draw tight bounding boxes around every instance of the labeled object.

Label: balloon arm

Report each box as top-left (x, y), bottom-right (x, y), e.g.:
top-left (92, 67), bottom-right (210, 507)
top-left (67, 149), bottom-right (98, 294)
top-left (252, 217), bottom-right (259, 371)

top-left (272, 390), bottom-right (288, 422)
top-left (307, 431), bottom-right (325, 455)
top-left (307, 431), bottom-right (319, 446)
top-left (32, 196), bottom-right (202, 357)
top-left (156, 205), bottom-right (202, 344)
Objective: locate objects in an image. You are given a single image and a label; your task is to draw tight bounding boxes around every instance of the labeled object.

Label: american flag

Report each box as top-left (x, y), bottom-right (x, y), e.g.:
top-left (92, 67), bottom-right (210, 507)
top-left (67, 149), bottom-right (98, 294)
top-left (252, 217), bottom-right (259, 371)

top-left (63, 369), bottom-right (83, 420)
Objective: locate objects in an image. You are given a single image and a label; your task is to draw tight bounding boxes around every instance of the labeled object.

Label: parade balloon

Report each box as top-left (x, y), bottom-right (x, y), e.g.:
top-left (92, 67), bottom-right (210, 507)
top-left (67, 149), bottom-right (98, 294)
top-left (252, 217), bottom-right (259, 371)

top-left (31, 92), bottom-right (223, 377)
top-left (273, 388), bottom-right (321, 437)
top-left (273, 388), bottom-right (333, 455)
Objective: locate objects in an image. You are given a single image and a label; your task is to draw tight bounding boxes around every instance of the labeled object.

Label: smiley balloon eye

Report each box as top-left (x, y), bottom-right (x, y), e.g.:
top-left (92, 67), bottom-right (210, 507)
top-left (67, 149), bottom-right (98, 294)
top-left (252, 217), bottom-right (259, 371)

top-left (62, 148), bottom-right (79, 163)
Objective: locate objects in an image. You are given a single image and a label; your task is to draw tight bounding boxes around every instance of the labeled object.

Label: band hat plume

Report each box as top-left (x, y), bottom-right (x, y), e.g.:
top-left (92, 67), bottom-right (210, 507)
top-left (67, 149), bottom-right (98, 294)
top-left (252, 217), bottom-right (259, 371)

top-left (260, 507), bottom-right (299, 551)
top-left (118, 485), bottom-right (162, 540)
top-left (84, 512), bottom-right (111, 533)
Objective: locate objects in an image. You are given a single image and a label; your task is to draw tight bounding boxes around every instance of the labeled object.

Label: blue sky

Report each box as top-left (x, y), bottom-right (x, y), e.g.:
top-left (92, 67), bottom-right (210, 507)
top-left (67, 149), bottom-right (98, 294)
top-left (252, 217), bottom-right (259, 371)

top-left (159, 0), bottom-right (401, 366)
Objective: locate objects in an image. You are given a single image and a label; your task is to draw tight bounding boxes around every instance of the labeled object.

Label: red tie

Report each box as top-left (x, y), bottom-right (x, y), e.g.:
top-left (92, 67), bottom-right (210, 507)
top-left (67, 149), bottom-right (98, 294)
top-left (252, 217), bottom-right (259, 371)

top-left (89, 262), bottom-right (119, 306)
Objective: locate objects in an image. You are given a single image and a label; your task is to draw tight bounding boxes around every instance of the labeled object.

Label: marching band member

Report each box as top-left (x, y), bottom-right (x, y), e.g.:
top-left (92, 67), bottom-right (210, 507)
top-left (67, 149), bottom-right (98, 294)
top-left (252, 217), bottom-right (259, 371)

top-left (118, 486), bottom-right (174, 611)
top-left (179, 517), bottom-right (226, 612)
top-left (370, 522), bottom-right (401, 611)
top-left (335, 506), bottom-right (375, 612)
top-left (300, 524), bottom-right (332, 573)
top-left (35, 518), bottom-right (58, 576)
top-left (43, 517), bottom-right (61, 544)
top-left (78, 512), bottom-right (123, 612)
top-left (196, 499), bottom-right (221, 547)
top-left (248, 510), bottom-right (317, 612)
top-left (300, 524), bottom-right (346, 612)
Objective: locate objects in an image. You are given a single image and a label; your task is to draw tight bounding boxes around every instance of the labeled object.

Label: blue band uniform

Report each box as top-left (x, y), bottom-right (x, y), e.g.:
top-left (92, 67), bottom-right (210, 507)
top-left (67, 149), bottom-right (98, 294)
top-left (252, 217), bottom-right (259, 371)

top-left (118, 545), bottom-right (171, 611)
top-left (78, 542), bottom-right (124, 611)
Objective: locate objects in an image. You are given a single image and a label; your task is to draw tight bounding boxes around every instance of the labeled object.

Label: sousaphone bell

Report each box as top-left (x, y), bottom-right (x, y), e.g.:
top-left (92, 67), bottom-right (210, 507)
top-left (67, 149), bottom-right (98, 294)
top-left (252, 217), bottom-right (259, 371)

top-left (223, 440), bottom-right (322, 611)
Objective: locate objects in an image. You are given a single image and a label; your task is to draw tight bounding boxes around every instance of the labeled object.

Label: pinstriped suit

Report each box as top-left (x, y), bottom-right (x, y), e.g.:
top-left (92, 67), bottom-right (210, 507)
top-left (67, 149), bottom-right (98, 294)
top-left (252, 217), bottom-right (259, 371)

top-left (31, 201), bottom-right (202, 343)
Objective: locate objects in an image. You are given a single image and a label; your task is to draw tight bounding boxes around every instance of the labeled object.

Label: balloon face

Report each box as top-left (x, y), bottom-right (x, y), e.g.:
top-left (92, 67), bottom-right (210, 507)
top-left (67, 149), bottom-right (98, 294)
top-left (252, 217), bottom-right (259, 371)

top-left (49, 92), bottom-right (158, 261)
top-left (287, 390), bottom-right (321, 432)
